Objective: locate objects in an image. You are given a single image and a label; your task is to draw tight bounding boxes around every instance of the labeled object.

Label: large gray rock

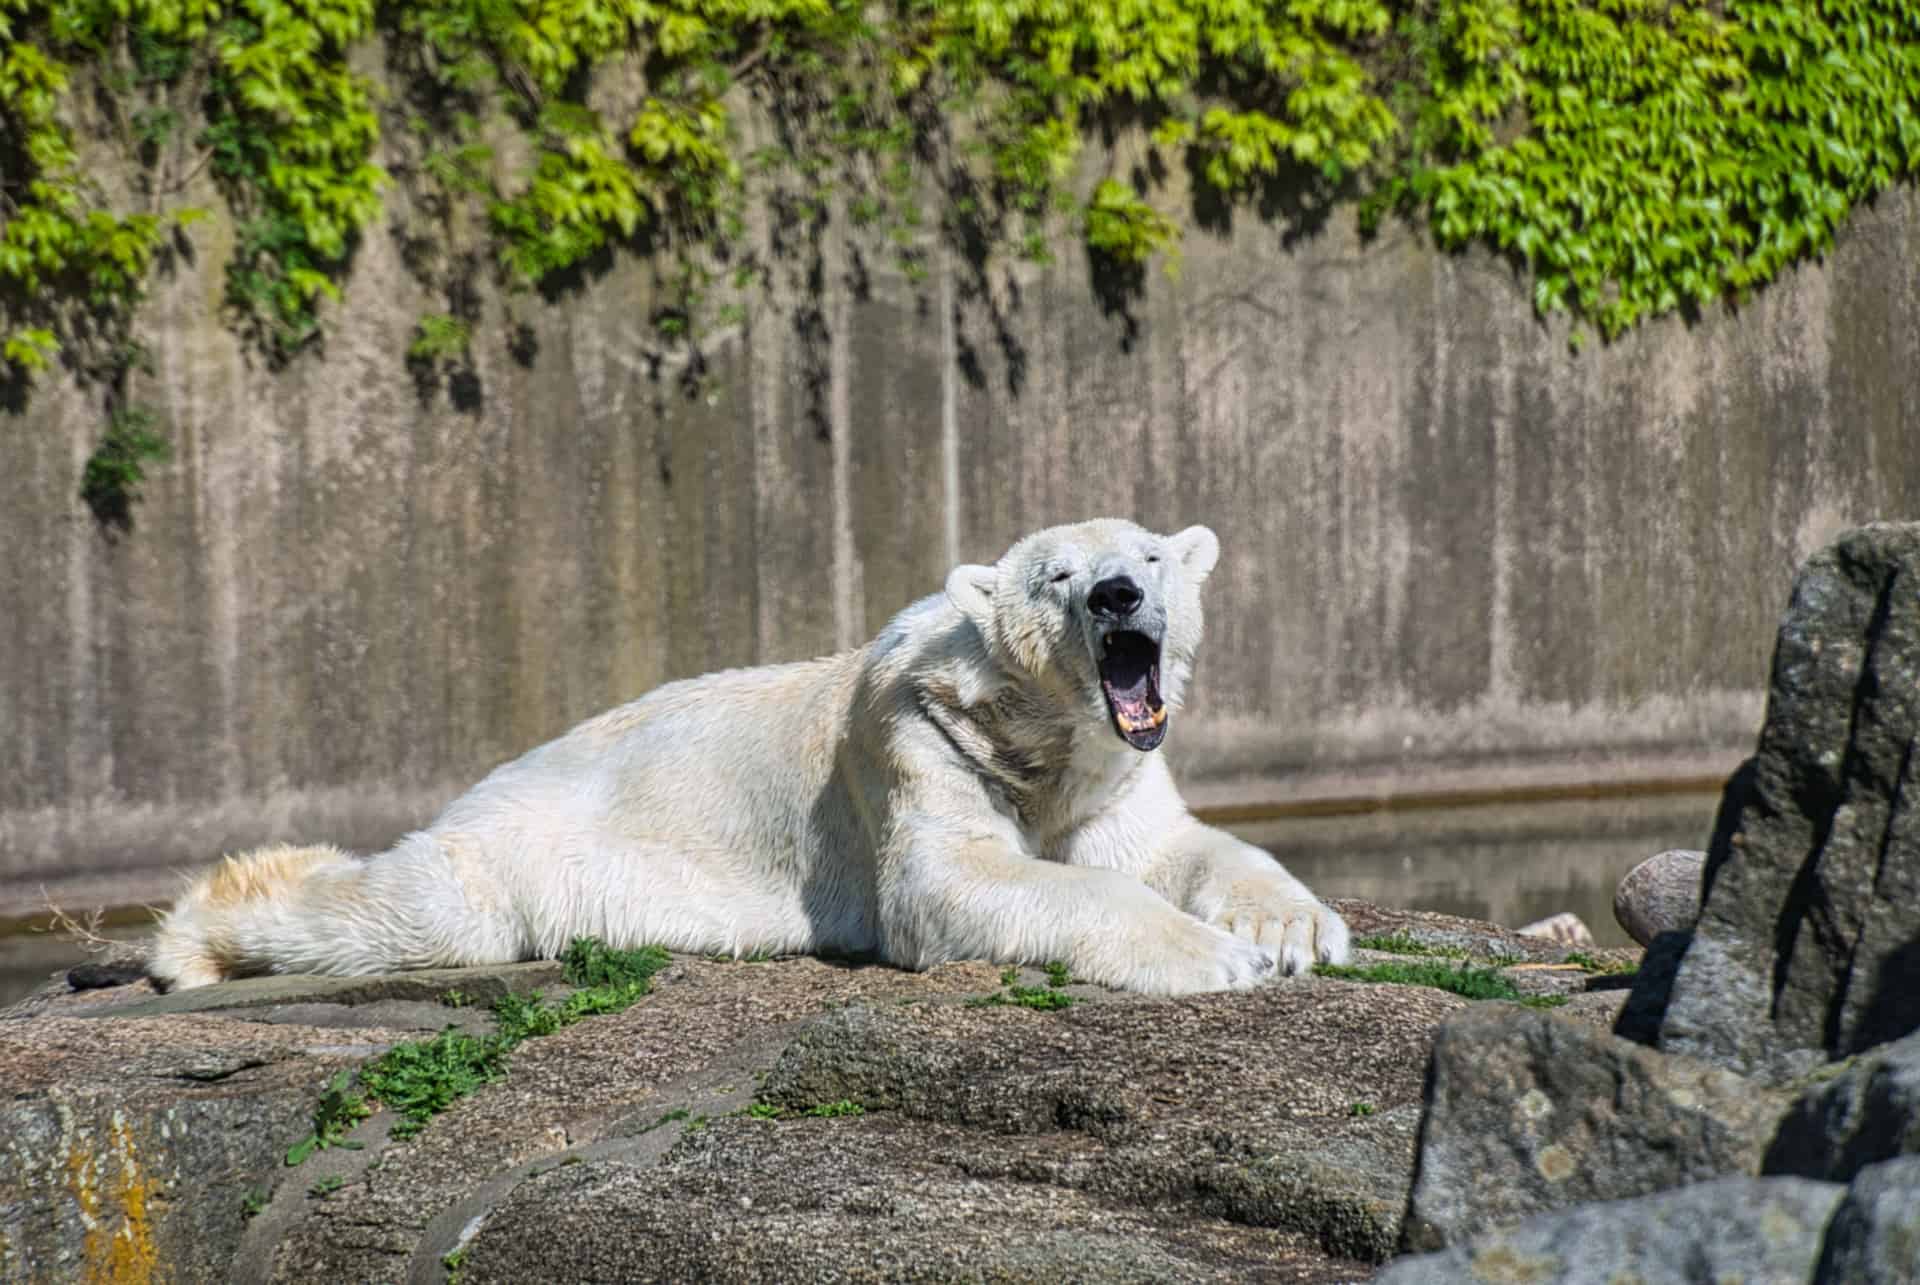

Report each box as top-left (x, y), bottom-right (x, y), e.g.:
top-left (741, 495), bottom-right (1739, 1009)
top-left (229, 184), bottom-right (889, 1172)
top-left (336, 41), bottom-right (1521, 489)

top-left (1401, 1006), bottom-right (1789, 1251)
top-left (1377, 1174), bottom-right (1846, 1285)
top-left (8, 901), bottom-right (1560, 1283)
top-left (1642, 524), bottom-right (1920, 1084)
top-left (1612, 849), bottom-right (1704, 947)
top-left (1813, 1156), bottom-right (1920, 1283)
top-left (755, 990), bottom-right (1444, 1262)
top-left (0, 1014), bottom-right (405, 1284)
top-left (1766, 1028), bottom-right (1920, 1181)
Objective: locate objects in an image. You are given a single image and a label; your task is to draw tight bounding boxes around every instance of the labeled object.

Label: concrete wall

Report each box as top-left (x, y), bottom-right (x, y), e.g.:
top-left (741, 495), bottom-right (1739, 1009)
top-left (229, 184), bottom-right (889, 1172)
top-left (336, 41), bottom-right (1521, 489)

top-left (6, 147), bottom-right (1918, 899)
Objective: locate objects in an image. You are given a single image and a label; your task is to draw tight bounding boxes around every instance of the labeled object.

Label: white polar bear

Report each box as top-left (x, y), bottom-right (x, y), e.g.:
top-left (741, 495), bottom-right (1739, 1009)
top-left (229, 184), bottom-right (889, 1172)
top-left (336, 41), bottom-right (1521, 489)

top-left (148, 519), bottom-right (1349, 994)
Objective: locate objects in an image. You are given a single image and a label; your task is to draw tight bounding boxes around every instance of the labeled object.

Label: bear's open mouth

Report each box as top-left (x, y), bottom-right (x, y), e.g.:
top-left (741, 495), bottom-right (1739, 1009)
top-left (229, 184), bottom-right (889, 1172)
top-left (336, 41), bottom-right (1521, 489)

top-left (1099, 630), bottom-right (1167, 751)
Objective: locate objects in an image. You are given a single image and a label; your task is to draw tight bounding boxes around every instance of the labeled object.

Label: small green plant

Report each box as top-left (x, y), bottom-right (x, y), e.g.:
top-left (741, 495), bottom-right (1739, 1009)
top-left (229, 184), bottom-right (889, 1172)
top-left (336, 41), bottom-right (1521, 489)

top-left (561, 938), bottom-right (672, 989)
top-left (442, 1246), bottom-right (467, 1282)
top-left (804, 1099), bottom-right (865, 1118)
top-left (79, 405), bottom-right (170, 530)
top-left (241, 1187), bottom-right (269, 1218)
top-left (1349, 1101), bottom-right (1376, 1117)
top-left (639, 1107), bottom-right (692, 1134)
top-left (359, 1028), bottom-right (508, 1140)
top-left (1352, 933), bottom-right (1469, 959)
top-left (308, 1174), bottom-right (345, 1199)
top-left (746, 1102), bottom-right (782, 1120)
top-left (408, 313), bottom-right (472, 363)
top-left (970, 973), bottom-right (1078, 1012)
top-left (440, 989), bottom-right (471, 1008)
top-left (285, 1072), bottom-right (372, 1166)
top-left (1044, 961), bottom-right (1071, 989)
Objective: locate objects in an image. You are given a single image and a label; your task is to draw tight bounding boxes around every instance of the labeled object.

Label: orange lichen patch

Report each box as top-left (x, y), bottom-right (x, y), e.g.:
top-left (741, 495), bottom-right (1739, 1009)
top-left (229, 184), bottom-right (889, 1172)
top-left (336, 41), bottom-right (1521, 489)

top-left (70, 1116), bottom-right (162, 1284)
top-left (200, 844), bottom-right (342, 907)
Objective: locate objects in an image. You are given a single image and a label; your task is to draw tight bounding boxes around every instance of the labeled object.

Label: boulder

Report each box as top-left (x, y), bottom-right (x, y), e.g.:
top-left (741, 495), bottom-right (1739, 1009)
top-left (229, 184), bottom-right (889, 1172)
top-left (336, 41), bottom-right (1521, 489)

top-left (1638, 524), bottom-right (1920, 1084)
top-left (1812, 1156), bottom-right (1920, 1283)
top-left (1378, 1174), bottom-right (1846, 1285)
top-left (1611, 849), bottom-right (1703, 947)
top-left (1400, 1006), bottom-right (1790, 1251)
top-left (1765, 1027), bottom-right (1920, 1181)
top-left (0, 1013), bottom-right (410, 1284)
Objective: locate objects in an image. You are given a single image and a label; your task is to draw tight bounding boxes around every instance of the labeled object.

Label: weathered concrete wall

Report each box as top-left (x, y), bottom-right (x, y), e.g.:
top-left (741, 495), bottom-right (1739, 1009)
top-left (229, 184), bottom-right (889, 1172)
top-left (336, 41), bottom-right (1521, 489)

top-left (5, 146), bottom-right (1918, 897)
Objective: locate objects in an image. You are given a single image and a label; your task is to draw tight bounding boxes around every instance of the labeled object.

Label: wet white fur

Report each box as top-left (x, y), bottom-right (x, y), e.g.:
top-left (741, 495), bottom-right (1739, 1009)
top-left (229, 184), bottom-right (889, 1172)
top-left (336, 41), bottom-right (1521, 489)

top-left (148, 519), bottom-right (1349, 993)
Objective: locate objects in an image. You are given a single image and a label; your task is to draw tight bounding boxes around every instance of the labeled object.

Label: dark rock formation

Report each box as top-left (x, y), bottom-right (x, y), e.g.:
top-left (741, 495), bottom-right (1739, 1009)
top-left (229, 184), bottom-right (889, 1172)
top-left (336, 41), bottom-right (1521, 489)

top-left (1399, 1007), bottom-right (1788, 1252)
top-left (1812, 1156), bottom-right (1920, 1283)
top-left (1379, 1175), bottom-right (1846, 1285)
top-left (1765, 1028), bottom-right (1920, 1182)
top-left (1633, 524), bottom-right (1920, 1085)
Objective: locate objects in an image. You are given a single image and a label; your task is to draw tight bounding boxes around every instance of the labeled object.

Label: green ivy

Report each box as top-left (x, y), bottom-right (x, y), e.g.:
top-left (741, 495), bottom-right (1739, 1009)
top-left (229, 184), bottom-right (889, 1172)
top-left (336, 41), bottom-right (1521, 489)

top-left (7, 0), bottom-right (1920, 415)
top-left (1377, 0), bottom-right (1920, 337)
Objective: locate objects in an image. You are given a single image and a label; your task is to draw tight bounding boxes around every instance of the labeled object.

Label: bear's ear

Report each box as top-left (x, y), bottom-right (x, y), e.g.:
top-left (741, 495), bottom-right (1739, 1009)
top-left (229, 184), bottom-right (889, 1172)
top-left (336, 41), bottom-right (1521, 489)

top-left (945, 563), bottom-right (997, 632)
top-left (1170, 525), bottom-right (1220, 582)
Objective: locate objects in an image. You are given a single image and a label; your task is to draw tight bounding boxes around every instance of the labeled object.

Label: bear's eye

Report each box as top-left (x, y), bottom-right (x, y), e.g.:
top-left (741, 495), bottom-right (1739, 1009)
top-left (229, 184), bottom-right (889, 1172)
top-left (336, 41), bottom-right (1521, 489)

top-left (1145, 555), bottom-right (1160, 564)
top-left (1049, 570), bottom-right (1072, 584)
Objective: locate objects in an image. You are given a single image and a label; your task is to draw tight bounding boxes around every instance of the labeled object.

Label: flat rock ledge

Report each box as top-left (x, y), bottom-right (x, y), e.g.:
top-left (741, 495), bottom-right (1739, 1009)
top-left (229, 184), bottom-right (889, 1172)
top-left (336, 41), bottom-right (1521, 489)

top-left (0, 899), bottom-right (1636, 1285)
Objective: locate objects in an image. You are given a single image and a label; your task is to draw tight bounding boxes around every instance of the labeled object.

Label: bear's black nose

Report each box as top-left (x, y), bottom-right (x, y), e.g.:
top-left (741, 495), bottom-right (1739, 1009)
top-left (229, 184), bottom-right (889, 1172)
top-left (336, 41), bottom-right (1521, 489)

top-left (1088, 575), bottom-right (1144, 619)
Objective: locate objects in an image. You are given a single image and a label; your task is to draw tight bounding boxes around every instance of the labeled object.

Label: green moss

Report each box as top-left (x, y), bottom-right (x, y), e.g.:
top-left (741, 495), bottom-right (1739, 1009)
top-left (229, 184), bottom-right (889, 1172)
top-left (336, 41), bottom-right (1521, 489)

top-left (1563, 950), bottom-right (1637, 976)
top-left (1317, 957), bottom-right (1567, 1009)
top-left (1351, 933), bottom-right (1470, 959)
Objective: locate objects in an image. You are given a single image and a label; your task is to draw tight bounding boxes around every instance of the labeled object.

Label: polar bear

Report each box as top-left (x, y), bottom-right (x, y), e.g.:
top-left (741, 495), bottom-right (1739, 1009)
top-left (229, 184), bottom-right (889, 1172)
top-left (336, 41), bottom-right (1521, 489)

top-left (148, 519), bottom-right (1349, 994)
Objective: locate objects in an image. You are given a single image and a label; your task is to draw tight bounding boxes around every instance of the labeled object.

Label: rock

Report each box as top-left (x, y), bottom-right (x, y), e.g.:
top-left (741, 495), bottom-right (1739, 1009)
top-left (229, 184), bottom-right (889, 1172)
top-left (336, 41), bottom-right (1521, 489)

top-left (754, 989), bottom-right (1445, 1263)
top-left (457, 1116), bottom-right (1362, 1283)
top-left (1329, 899), bottom-right (1621, 965)
top-left (10, 916), bottom-right (1591, 1283)
top-left (1643, 524), bottom-right (1920, 1084)
top-left (0, 1014), bottom-right (409, 1284)
top-left (1514, 912), bottom-right (1594, 947)
top-left (1812, 1156), bottom-right (1920, 1283)
top-left (1611, 849), bottom-right (1704, 947)
top-left (1376, 1174), bottom-right (1846, 1285)
top-left (1400, 1006), bottom-right (1791, 1251)
top-left (1765, 1027), bottom-right (1920, 1181)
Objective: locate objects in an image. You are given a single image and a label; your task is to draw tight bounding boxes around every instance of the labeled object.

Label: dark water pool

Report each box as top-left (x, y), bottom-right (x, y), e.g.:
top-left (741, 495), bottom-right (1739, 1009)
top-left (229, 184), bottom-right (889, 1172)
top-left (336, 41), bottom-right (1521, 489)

top-left (1232, 791), bottom-right (1717, 948)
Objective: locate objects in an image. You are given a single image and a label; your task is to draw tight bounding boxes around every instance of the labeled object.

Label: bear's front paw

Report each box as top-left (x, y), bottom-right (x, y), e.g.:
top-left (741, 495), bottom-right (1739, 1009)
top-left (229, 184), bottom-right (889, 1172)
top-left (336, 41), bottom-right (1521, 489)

top-left (1209, 892), bottom-right (1350, 976)
top-left (1105, 920), bottom-right (1277, 995)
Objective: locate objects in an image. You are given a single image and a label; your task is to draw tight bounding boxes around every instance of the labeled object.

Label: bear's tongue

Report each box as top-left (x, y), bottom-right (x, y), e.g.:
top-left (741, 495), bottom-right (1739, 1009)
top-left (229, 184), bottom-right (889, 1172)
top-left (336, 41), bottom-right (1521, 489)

top-left (1099, 631), bottom-right (1166, 752)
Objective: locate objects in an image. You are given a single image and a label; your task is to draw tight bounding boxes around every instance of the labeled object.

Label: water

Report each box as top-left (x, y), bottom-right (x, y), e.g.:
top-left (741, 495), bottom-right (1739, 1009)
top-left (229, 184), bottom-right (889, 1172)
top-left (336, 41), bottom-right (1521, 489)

top-left (0, 791), bottom-right (1719, 1008)
top-left (0, 932), bottom-right (93, 1009)
top-left (1229, 791), bottom-right (1719, 947)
